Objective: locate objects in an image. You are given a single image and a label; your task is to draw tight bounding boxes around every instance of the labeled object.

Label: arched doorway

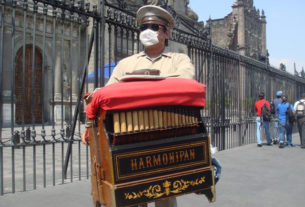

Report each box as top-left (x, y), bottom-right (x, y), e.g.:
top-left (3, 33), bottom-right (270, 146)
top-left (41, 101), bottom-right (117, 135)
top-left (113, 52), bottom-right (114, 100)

top-left (15, 45), bottom-right (43, 124)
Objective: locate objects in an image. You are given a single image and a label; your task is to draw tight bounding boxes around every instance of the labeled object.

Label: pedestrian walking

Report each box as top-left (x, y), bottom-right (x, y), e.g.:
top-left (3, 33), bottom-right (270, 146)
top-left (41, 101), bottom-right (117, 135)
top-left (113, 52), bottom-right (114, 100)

top-left (254, 92), bottom-right (272, 147)
top-left (270, 90), bottom-right (282, 144)
top-left (294, 92), bottom-right (305, 148)
top-left (277, 95), bottom-right (295, 148)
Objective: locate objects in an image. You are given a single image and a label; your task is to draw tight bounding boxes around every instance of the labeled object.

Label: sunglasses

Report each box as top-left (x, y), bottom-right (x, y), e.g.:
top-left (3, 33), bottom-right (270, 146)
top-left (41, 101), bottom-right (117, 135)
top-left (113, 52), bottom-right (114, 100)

top-left (139, 24), bottom-right (166, 32)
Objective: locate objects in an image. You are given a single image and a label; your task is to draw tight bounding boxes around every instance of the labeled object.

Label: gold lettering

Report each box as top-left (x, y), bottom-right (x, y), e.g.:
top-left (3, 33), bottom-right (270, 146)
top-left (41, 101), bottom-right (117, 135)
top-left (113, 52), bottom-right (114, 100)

top-left (179, 150), bottom-right (185, 162)
top-left (175, 151), bottom-right (179, 161)
top-left (184, 150), bottom-right (189, 161)
top-left (162, 153), bottom-right (168, 165)
top-left (153, 155), bottom-right (161, 166)
top-left (130, 147), bottom-right (197, 172)
top-left (146, 156), bottom-right (152, 168)
top-left (130, 159), bottom-right (138, 171)
top-left (169, 152), bottom-right (175, 164)
top-left (138, 158), bottom-right (145, 169)
top-left (189, 149), bottom-right (195, 160)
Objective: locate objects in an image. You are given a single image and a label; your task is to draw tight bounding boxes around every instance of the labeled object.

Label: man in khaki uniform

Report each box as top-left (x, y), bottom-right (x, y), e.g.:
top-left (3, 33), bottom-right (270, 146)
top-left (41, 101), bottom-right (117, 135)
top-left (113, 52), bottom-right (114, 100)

top-left (106, 5), bottom-right (194, 86)
top-left (82, 5), bottom-right (195, 207)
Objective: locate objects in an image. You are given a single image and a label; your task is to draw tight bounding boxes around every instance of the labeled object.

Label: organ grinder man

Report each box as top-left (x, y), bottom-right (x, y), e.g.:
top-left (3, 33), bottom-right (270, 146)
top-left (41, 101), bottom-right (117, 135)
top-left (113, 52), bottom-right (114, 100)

top-left (81, 4), bottom-right (220, 207)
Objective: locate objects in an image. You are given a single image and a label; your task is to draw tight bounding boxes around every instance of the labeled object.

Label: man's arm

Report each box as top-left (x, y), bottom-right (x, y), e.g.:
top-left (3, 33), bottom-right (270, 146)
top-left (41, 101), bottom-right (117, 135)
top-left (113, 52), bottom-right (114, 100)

top-left (290, 104), bottom-right (294, 112)
top-left (106, 63), bottom-right (123, 86)
top-left (81, 128), bottom-right (89, 144)
top-left (166, 53), bottom-right (195, 79)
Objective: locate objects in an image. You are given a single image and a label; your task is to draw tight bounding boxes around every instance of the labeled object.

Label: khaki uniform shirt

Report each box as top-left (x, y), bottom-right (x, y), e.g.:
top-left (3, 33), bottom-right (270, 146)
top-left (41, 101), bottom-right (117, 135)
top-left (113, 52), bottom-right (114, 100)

top-left (106, 51), bottom-right (195, 86)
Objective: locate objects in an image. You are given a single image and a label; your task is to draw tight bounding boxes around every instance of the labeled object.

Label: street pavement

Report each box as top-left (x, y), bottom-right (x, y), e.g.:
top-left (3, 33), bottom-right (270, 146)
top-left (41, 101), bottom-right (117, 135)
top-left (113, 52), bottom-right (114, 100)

top-left (1, 133), bottom-right (304, 207)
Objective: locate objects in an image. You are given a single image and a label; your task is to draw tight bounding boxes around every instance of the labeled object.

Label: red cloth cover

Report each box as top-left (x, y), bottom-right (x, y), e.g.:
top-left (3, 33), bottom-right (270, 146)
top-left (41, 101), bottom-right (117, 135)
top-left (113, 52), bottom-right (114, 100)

top-left (85, 78), bottom-right (206, 119)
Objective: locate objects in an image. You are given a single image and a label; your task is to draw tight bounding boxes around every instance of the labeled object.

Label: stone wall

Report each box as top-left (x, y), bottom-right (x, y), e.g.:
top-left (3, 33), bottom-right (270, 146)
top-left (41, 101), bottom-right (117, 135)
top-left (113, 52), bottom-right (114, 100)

top-left (208, 0), bottom-right (267, 61)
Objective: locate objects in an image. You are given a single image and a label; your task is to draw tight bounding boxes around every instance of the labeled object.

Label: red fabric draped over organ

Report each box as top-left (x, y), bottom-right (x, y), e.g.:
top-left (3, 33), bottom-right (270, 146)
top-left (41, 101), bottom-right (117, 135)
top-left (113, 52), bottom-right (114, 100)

top-left (85, 78), bottom-right (206, 119)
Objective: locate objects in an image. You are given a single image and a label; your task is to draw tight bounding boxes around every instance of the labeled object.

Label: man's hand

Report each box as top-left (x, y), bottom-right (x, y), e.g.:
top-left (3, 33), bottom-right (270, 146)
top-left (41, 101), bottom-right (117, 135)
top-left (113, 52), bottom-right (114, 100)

top-left (81, 128), bottom-right (89, 145)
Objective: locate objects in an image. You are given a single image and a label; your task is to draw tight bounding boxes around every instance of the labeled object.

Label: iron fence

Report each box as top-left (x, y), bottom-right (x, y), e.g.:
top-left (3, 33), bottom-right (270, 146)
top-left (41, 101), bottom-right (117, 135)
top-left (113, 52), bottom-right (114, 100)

top-left (0, 0), bottom-right (305, 195)
top-left (0, 0), bottom-right (96, 195)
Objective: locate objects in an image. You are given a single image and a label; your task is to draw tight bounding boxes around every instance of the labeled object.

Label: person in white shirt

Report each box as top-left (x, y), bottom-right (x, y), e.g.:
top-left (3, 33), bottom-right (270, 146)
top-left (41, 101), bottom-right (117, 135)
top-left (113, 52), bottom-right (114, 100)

top-left (293, 92), bottom-right (305, 148)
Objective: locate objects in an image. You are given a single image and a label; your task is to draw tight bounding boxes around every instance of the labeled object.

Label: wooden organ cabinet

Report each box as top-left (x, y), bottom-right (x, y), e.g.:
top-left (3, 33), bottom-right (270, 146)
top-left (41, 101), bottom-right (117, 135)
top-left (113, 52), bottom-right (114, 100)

top-left (85, 78), bottom-right (216, 207)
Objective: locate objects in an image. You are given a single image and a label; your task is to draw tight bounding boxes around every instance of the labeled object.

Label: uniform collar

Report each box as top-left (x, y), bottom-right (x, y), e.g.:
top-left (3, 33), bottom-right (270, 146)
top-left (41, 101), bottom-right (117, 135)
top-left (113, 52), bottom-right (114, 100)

top-left (137, 51), bottom-right (171, 61)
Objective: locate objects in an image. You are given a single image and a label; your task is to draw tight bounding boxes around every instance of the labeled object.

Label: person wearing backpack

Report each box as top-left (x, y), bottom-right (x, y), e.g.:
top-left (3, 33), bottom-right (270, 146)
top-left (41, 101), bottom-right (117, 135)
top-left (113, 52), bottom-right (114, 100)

top-left (293, 92), bottom-right (305, 148)
top-left (254, 92), bottom-right (272, 147)
top-left (271, 91), bottom-right (283, 144)
top-left (277, 95), bottom-right (295, 148)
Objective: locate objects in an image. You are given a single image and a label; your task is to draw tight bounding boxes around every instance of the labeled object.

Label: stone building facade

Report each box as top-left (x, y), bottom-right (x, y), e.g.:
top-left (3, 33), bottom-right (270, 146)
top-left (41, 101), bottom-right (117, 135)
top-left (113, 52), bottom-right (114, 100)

top-left (0, 0), bottom-right (267, 125)
top-left (113, 0), bottom-right (268, 62)
top-left (1, 0), bottom-right (201, 125)
top-left (207, 0), bottom-right (267, 62)
top-left (1, 1), bottom-right (85, 125)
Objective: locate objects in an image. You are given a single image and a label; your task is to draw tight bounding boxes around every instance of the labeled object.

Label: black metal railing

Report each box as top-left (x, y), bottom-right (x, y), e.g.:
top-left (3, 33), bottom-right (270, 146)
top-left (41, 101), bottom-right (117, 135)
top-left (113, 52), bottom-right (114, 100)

top-left (1, 0), bottom-right (305, 195)
top-left (0, 0), bottom-right (95, 195)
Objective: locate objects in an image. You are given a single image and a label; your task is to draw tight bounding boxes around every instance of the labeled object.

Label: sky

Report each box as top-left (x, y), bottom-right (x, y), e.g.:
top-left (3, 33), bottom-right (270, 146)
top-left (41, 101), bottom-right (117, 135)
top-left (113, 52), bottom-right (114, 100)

top-left (188, 0), bottom-right (305, 75)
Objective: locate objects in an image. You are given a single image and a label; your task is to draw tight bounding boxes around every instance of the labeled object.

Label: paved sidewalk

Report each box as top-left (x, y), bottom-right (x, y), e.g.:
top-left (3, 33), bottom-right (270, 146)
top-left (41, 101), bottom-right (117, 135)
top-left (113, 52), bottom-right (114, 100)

top-left (1, 133), bottom-right (304, 207)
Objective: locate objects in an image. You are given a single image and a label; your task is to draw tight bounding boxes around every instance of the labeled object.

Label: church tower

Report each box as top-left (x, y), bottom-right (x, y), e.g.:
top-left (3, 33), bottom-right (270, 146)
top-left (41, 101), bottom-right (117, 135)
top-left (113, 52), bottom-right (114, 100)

top-left (260, 10), bottom-right (267, 59)
top-left (208, 0), bottom-right (268, 62)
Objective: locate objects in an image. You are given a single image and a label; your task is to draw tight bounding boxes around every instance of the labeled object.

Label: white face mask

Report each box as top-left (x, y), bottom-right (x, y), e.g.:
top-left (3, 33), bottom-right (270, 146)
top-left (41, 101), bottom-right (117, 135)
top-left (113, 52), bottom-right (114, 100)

top-left (139, 29), bottom-right (159, 47)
